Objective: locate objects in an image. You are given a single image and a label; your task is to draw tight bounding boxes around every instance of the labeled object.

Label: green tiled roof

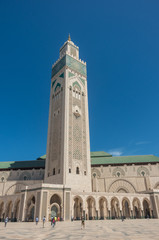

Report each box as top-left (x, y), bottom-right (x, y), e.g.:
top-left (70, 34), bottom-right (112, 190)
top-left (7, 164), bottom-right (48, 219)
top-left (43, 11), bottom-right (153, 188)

top-left (91, 155), bottom-right (159, 165)
top-left (0, 160), bottom-right (45, 170)
top-left (91, 151), bottom-right (112, 158)
top-left (37, 155), bottom-right (46, 160)
top-left (1, 152), bottom-right (159, 170)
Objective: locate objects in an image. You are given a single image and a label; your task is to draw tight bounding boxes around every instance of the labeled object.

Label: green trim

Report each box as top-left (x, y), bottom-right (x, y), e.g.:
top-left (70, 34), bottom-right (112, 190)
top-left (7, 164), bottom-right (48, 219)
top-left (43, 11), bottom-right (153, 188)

top-left (52, 56), bottom-right (66, 78)
top-left (91, 155), bottom-right (159, 165)
top-left (52, 79), bottom-right (56, 88)
top-left (79, 77), bottom-right (85, 86)
top-left (91, 151), bottom-right (112, 158)
top-left (0, 160), bottom-right (45, 170)
top-left (54, 83), bottom-right (61, 92)
top-left (68, 72), bottom-right (75, 78)
top-left (66, 55), bottom-right (86, 77)
top-left (51, 55), bottom-right (86, 78)
top-left (73, 81), bottom-right (81, 90)
top-left (59, 72), bottom-right (64, 78)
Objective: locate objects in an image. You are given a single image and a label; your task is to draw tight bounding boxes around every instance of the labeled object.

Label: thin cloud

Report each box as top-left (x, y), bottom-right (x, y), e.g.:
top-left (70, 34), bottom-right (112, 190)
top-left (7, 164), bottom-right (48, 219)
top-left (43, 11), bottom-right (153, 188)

top-left (108, 149), bottom-right (123, 156)
top-left (136, 141), bottom-right (151, 145)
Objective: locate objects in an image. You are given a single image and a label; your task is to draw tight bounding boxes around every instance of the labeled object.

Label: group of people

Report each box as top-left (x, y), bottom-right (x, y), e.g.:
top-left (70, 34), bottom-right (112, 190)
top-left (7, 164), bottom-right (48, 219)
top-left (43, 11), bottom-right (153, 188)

top-left (35, 215), bottom-right (60, 228)
top-left (51, 216), bottom-right (59, 227)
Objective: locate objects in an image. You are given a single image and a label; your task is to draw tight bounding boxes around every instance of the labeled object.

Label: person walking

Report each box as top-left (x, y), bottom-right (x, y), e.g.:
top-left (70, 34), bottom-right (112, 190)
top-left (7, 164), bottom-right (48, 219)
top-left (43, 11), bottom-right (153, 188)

top-left (36, 216), bottom-right (39, 225)
top-left (4, 217), bottom-right (8, 227)
top-left (81, 217), bottom-right (85, 229)
top-left (43, 216), bottom-right (46, 228)
top-left (52, 217), bottom-right (55, 228)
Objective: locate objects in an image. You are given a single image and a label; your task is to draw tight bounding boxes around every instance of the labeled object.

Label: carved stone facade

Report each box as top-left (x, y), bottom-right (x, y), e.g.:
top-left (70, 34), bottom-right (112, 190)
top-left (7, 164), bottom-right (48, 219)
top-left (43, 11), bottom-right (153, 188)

top-left (0, 38), bottom-right (159, 222)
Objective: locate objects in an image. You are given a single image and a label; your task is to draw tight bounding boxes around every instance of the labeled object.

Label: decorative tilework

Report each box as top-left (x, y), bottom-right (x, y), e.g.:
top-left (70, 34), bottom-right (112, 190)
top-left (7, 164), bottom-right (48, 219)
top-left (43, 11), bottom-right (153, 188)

top-left (68, 72), bottom-right (75, 78)
top-left (79, 77), bottom-right (85, 86)
top-left (73, 81), bottom-right (81, 90)
top-left (52, 55), bottom-right (86, 78)
top-left (66, 55), bottom-right (86, 77)
top-left (52, 56), bottom-right (66, 78)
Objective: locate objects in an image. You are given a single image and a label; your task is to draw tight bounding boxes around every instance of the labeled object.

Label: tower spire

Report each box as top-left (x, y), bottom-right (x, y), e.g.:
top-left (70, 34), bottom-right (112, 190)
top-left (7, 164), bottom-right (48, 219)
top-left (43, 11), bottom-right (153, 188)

top-left (68, 33), bottom-right (71, 41)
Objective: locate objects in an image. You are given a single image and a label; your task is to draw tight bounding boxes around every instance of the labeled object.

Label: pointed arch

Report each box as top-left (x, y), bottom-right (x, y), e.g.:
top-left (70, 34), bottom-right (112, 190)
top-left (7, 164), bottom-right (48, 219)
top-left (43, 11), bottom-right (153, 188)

top-left (108, 179), bottom-right (136, 193)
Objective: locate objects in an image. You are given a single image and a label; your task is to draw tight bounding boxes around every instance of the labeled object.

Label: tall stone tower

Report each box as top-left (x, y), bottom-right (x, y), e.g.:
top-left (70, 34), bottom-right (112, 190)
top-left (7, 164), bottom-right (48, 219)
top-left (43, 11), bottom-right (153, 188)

top-left (45, 36), bottom-right (91, 192)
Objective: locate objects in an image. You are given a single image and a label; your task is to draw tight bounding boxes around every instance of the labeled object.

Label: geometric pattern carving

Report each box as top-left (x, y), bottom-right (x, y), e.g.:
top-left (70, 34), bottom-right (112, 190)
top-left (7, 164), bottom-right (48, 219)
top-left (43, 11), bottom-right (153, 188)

top-left (137, 166), bottom-right (149, 176)
top-left (112, 167), bottom-right (125, 177)
top-left (108, 179), bottom-right (136, 193)
top-left (91, 168), bottom-right (101, 178)
top-left (0, 172), bottom-right (8, 182)
top-left (51, 55), bottom-right (86, 78)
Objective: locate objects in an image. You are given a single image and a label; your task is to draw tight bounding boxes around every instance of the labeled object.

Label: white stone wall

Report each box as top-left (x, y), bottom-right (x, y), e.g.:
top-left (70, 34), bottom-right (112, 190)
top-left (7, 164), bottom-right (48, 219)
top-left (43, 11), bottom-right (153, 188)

top-left (91, 163), bottom-right (159, 193)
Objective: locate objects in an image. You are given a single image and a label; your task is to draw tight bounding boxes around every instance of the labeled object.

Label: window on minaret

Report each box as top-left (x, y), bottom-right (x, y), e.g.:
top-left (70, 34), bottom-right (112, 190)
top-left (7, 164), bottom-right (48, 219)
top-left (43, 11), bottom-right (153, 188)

top-left (76, 167), bottom-right (80, 174)
top-left (53, 168), bottom-right (55, 175)
top-left (69, 168), bottom-right (71, 173)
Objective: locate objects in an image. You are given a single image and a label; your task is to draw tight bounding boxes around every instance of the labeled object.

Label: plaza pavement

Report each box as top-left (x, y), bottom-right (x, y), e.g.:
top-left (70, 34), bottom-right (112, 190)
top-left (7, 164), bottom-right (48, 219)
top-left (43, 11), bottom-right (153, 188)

top-left (0, 219), bottom-right (159, 240)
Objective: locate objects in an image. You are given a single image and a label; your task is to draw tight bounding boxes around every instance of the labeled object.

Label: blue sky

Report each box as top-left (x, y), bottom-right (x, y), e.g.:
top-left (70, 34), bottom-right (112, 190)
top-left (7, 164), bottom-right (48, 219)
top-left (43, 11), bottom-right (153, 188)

top-left (0, 0), bottom-right (159, 161)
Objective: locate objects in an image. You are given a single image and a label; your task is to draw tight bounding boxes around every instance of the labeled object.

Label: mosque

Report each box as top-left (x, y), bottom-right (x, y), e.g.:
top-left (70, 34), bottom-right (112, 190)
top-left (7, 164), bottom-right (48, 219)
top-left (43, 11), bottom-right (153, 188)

top-left (0, 36), bottom-right (159, 222)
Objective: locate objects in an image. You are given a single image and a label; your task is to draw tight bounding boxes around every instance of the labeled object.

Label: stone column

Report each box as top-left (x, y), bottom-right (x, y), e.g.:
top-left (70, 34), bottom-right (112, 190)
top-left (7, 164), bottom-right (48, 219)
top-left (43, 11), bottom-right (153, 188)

top-left (21, 186), bottom-right (28, 221)
top-left (96, 210), bottom-right (98, 220)
top-left (131, 210), bottom-right (133, 219)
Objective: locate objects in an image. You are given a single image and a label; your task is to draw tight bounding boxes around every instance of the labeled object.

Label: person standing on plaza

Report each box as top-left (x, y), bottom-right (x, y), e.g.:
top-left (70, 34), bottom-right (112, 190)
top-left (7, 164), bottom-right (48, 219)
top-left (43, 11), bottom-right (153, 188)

top-left (36, 216), bottom-right (39, 225)
top-left (51, 216), bottom-right (53, 225)
top-left (4, 217), bottom-right (8, 227)
top-left (43, 216), bottom-right (46, 228)
top-left (54, 216), bottom-right (57, 226)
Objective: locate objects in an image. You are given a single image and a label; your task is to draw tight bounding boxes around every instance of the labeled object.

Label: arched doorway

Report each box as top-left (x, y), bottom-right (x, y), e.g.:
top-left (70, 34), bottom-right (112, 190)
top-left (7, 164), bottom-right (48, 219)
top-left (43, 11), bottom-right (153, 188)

top-left (13, 199), bottom-right (20, 221)
top-left (122, 198), bottom-right (130, 218)
top-left (50, 194), bottom-right (62, 220)
top-left (86, 197), bottom-right (96, 220)
top-left (73, 196), bottom-right (83, 220)
top-left (99, 197), bottom-right (108, 220)
top-left (51, 205), bottom-right (58, 218)
top-left (6, 201), bottom-right (13, 220)
top-left (132, 198), bottom-right (141, 218)
top-left (143, 199), bottom-right (151, 218)
top-left (25, 196), bottom-right (35, 221)
top-left (0, 202), bottom-right (4, 221)
top-left (111, 197), bottom-right (120, 219)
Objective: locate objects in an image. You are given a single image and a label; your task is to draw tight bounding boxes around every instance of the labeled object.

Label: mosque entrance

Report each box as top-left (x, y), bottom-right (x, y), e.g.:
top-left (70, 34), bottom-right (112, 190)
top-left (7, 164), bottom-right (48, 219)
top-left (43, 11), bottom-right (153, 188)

top-left (51, 205), bottom-right (58, 218)
top-left (50, 194), bottom-right (62, 220)
top-left (29, 206), bottom-right (35, 221)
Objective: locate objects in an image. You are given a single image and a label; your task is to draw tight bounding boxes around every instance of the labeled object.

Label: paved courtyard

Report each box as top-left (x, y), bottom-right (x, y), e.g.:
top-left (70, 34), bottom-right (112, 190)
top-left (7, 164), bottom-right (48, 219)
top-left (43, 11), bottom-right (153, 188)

top-left (0, 219), bottom-right (159, 240)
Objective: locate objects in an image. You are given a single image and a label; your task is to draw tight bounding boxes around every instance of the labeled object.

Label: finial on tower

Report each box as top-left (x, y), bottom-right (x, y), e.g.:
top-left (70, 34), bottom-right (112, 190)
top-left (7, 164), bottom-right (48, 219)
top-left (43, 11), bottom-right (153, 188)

top-left (68, 33), bottom-right (71, 41)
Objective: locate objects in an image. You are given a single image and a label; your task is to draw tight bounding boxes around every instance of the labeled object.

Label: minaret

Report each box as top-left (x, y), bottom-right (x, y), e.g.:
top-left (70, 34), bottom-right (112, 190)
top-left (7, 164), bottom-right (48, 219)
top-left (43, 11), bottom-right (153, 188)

top-left (45, 36), bottom-right (91, 192)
